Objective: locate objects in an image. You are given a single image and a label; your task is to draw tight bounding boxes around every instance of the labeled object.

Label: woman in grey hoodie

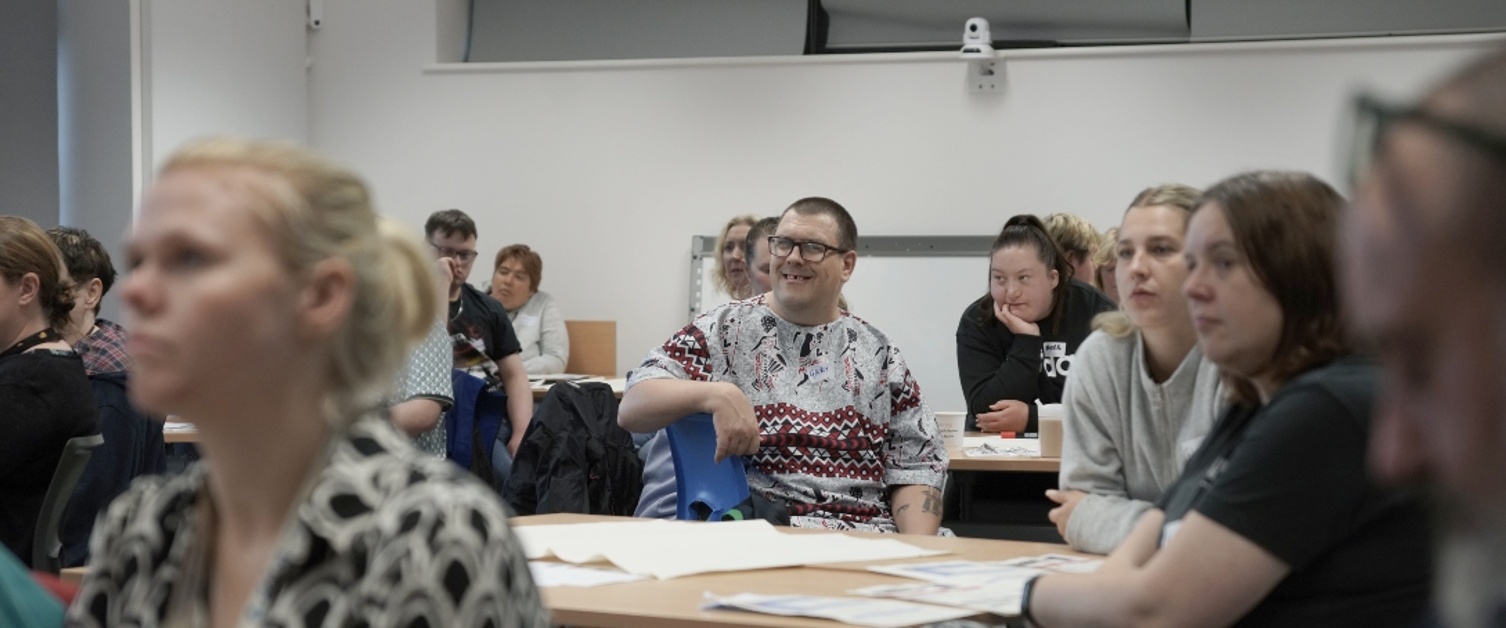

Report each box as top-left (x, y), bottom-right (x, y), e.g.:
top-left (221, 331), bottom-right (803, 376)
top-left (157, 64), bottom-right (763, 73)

top-left (1046, 184), bottom-right (1223, 554)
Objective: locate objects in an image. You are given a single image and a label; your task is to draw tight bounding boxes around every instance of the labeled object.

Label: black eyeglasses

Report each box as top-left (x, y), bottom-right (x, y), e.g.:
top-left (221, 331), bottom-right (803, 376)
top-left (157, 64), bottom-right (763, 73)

top-left (1348, 93), bottom-right (1506, 185)
top-left (768, 236), bottom-right (847, 262)
top-left (429, 241), bottom-right (478, 263)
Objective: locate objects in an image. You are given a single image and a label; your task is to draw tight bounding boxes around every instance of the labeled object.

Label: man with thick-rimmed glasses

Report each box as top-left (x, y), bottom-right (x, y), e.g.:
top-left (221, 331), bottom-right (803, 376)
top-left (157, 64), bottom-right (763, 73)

top-left (424, 209), bottom-right (533, 458)
top-left (620, 197), bottom-right (949, 534)
top-left (1344, 47), bottom-right (1506, 628)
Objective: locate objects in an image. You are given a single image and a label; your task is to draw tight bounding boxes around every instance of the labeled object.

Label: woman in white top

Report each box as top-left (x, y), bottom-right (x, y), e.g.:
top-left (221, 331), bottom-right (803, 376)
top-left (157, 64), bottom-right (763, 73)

top-left (1047, 184), bottom-right (1223, 554)
top-left (490, 244), bottom-right (568, 375)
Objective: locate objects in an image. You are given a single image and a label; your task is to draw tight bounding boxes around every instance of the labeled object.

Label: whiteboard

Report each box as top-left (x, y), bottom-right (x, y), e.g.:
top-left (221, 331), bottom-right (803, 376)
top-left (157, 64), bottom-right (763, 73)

top-left (692, 236), bottom-right (991, 415)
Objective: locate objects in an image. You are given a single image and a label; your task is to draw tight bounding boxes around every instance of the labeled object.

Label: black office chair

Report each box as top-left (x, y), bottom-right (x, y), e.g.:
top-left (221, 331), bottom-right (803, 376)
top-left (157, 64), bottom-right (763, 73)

top-left (32, 433), bottom-right (104, 574)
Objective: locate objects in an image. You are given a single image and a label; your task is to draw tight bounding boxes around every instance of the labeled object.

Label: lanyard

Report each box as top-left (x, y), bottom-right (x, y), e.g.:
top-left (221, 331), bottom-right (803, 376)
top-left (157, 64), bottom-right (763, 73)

top-left (0, 328), bottom-right (58, 360)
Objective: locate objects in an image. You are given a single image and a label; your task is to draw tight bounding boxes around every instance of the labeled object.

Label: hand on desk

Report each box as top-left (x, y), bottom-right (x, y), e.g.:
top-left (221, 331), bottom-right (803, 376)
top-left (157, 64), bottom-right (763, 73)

top-left (976, 399), bottom-right (1029, 433)
top-left (1045, 489), bottom-right (1087, 539)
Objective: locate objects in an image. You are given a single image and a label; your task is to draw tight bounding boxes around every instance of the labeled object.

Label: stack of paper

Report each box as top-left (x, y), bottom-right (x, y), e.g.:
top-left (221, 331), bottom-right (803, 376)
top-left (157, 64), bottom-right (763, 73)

top-left (962, 436), bottom-right (1040, 457)
top-left (515, 519), bottom-right (945, 580)
top-left (704, 593), bottom-right (975, 628)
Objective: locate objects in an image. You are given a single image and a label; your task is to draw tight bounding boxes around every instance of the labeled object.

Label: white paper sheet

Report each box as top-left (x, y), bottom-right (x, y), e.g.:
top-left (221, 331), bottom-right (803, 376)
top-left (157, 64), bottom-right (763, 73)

top-left (996, 554), bottom-right (1102, 574)
top-left (163, 421), bottom-right (195, 431)
top-left (515, 519), bottom-right (946, 579)
top-left (703, 592), bottom-right (976, 628)
top-left (527, 561), bottom-right (647, 587)
top-left (961, 437), bottom-right (1040, 457)
top-left (851, 581), bottom-right (1032, 617)
top-left (867, 560), bottom-right (1045, 586)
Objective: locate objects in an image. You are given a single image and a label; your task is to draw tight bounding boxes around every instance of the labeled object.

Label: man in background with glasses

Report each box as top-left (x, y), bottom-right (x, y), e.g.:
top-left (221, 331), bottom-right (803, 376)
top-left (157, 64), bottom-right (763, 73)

top-left (424, 209), bottom-right (533, 457)
top-left (620, 197), bottom-right (948, 534)
top-left (1344, 47), bottom-right (1506, 628)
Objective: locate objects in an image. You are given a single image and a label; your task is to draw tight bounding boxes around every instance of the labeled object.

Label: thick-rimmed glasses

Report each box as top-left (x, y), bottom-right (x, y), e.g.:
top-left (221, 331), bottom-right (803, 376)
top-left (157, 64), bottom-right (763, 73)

top-left (768, 236), bottom-right (848, 262)
top-left (429, 241), bottom-right (478, 263)
top-left (1348, 93), bottom-right (1506, 185)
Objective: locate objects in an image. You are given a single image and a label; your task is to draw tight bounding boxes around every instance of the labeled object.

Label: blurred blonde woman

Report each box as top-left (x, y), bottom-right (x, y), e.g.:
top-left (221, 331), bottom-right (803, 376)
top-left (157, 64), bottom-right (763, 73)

top-left (69, 139), bottom-right (547, 627)
top-left (1045, 212), bottom-right (1101, 285)
top-left (713, 214), bottom-right (759, 299)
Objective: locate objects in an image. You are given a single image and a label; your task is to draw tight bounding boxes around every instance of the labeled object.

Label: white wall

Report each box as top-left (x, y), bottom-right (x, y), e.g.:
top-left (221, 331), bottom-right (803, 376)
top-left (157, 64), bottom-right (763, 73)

top-left (143, 0), bottom-right (309, 169)
top-left (306, 1), bottom-right (1500, 388)
top-left (58, 0), bottom-right (136, 321)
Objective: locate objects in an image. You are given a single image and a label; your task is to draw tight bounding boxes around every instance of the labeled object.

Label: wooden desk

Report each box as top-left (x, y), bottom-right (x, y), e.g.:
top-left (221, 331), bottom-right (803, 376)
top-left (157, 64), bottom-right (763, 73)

top-left (163, 428), bottom-right (199, 444)
top-left (60, 565), bottom-right (86, 585)
top-left (948, 432), bottom-right (1059, 473)
top-left (948, 450), bottom-right (1060, 472)
top-left (515, 513), bottom-right (1079, 627)
top-left (64, 514), bottom-right (1079, 626)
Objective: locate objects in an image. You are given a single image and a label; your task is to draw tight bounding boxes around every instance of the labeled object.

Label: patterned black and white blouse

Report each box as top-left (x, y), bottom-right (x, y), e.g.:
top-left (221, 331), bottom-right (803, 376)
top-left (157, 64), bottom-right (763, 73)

top-left (66, 416), bottom-right (549, 627)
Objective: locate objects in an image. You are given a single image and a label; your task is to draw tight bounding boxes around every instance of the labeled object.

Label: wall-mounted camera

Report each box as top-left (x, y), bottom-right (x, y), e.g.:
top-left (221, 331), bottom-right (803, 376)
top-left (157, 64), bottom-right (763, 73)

top-left (960, 17), bottom-right (994, 59)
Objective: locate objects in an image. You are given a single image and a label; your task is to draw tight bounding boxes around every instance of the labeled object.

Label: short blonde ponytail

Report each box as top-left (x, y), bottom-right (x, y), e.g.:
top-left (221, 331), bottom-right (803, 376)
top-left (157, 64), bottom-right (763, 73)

top-left (160, 137), bottom-right (438, 428)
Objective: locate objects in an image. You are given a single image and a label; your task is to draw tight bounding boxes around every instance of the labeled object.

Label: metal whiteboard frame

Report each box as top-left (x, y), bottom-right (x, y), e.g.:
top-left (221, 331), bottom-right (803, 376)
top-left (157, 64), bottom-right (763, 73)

top-left (688, 234), bottom-right (994, 322)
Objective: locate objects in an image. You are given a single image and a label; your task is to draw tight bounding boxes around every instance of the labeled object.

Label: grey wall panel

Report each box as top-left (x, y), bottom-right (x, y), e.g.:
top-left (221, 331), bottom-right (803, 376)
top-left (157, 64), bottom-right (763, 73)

top-left (58, 0), bottom-right (136, 322)
top-left (823, 0), bottom-right (1188, 48)
top-left (0, 0), bottom-right (60, 227)
top-left (1193, 0), bottom-right (1506, 40)
top-left (468, 0), bottom-right (807, 62)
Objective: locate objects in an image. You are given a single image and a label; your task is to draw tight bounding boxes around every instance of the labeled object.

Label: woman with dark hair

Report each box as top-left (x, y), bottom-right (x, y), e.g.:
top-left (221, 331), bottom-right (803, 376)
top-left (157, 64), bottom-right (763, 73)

top-left (1019, 171), bottom-right (1431, 627)
top-left (957, 215), bottom-right (1116, 433)
top-left (0, 216), bottom-right (98, 567)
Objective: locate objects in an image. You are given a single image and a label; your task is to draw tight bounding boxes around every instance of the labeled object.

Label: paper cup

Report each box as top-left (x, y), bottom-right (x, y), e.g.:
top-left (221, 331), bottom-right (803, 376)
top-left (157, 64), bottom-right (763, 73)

top-left (935, 411), bottom-right (967, 450)
top-left (1038, 415), bottom-right (1064, 457)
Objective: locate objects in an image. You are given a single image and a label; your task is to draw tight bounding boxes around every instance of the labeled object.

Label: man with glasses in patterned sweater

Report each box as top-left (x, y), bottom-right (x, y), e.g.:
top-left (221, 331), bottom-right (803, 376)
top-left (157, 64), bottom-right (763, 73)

top-left (620, 197), bottom-right (948, 534)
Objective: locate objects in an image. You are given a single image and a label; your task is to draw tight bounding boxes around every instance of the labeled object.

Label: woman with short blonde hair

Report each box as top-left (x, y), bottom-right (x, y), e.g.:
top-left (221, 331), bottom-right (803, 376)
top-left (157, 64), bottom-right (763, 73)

top-left (69, 138), bottom-right (548, 627)
top-left (491, 244), bottom-right (569, 375)
top-left (713, 214), bottom-right (759, 299)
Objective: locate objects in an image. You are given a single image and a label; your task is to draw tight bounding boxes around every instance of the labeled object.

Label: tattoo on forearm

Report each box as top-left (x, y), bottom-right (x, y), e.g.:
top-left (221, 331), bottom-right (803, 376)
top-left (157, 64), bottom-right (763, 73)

top-left (921, 488), bottom-right (942, 515)
top-left (896, 503), bottom-right (912, 515)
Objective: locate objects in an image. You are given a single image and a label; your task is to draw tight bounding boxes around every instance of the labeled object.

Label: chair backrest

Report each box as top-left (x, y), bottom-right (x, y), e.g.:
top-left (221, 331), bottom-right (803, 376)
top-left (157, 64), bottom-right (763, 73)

top-left (446, 369), bottom-right (508, 488)
top-left (665, 413), bottom-right (749, 521)
top-left (61, 375), bottom-right (167, 568)
top-left (33, 434), bottom-right (104, 574)
top-left (564, 320), bottom-right (616, 377)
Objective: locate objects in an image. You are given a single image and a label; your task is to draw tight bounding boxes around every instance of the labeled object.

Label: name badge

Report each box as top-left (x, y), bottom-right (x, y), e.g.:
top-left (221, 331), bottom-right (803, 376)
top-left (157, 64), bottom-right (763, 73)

top-left (806, 362), bottom-right (832, 383)
top-left (516, 314), bottom-right (539, 328)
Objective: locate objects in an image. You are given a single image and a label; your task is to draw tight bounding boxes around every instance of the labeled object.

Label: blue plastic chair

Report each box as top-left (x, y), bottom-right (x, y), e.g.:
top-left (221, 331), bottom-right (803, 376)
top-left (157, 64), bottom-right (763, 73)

top-left (665, 413), bottom-right (750, 521)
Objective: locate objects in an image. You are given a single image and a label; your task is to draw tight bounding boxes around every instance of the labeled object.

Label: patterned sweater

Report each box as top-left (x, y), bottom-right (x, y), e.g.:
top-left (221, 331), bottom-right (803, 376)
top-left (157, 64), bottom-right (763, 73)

top-left (628, 296), bottom-right (947, 532)
top-left (66, 417), bottom-right (549, 627)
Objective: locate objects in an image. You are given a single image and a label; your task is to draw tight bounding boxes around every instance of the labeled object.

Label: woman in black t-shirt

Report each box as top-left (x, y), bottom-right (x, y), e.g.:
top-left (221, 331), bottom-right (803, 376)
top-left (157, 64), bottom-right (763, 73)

top-left (1021, 172), bottom-right (1431, 627)
top-left (956, 215), bottom-right (1115, 433)
top-left (0, 216), bottom-right (98, 567)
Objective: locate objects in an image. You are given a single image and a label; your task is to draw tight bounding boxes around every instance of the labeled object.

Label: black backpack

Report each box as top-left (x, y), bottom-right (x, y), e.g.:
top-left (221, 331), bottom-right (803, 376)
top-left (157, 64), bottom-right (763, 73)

top-left (505, 381), bottom-right (643, 516)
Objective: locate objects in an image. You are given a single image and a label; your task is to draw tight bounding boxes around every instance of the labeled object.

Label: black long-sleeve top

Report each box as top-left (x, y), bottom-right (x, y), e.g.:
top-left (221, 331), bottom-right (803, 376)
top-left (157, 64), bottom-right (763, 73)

top-left (955, 279), bottom-right (1116, 432)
